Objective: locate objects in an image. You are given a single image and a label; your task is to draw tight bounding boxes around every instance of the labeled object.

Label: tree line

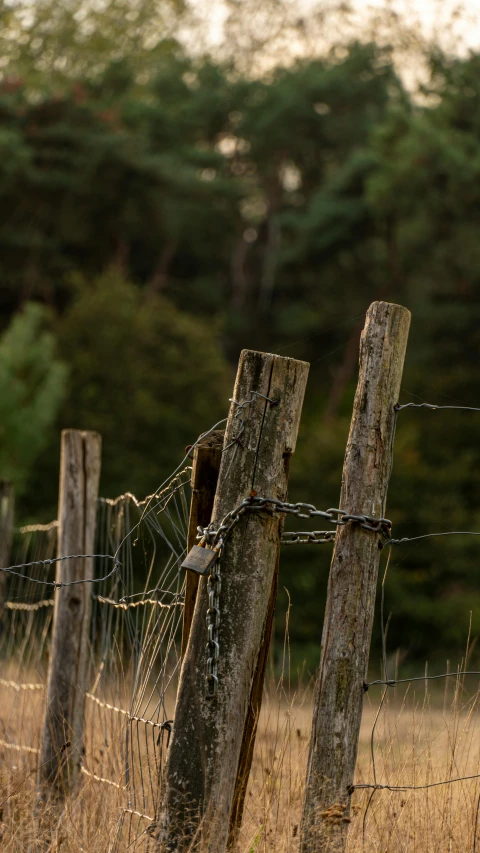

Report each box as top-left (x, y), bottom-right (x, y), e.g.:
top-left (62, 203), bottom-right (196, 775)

top-left (2, 1), bottom-right (480, 668)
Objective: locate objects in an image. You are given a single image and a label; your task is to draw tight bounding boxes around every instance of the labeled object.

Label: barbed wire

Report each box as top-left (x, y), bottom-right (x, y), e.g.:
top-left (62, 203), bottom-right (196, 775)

top-left (93, 594), bottom-right (180, 610)
top-left (355, 773), bottom-right (480, 792)
top-left (0, 677), bottom-right (43, 691)
top-left (0, 738), bottom-right (39, 755)
top-left (16, 520), bottom-right (58, 534)
top-left (0, 470), bottom-right (190, 852)
top-left (116, 588), bottom-right (184, 604)
top-left (4, 395), bottom-right (480, 847)
top-left (365, 670), bottom-right (480, 690)
top-left (81, 766), bottom-right (125, 790)
top-left (3, 598), bottom-right (54, 611)
top-left (395, 402), bottom-right (480, 413)
top-left (122, 808), bottom-right (154, 822)
top-left (0, 555), bottom-right (120, 587)
top-left (355, 396), bottom-right (480, 846)
top-left (85, 692), bottom-right (173, 735)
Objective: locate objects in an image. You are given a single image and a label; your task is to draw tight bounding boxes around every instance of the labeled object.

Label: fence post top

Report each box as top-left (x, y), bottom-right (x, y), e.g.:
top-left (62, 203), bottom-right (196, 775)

top-left (61, 428), bottom-right (102, 442)
top-left (366, 300), bottom-right (411, 319)
top-left (238, 348), bottom-right (310, 368)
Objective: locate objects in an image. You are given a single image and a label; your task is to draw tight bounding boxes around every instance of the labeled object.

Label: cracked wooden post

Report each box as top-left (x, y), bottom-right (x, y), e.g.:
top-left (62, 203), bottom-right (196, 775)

top-left (181, 431), bottom-right (223, 660)
top-left (37, 430), bottom-right (101, 802)
top-left (300, 301), bottom-right (411, 853)
top-left (0, 481), bottom-right (14, 616)
top-left (156, 349), bottom-right (309, 853)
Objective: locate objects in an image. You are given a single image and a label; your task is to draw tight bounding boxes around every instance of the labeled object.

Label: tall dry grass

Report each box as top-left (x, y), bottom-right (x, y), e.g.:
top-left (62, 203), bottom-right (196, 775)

top-left (2, 669), bottom-right (480, 851)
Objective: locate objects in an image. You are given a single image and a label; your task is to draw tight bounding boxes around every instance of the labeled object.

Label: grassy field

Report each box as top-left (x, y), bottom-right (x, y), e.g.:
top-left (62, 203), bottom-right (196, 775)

top-left (2, 667), bottom-right (480, 852)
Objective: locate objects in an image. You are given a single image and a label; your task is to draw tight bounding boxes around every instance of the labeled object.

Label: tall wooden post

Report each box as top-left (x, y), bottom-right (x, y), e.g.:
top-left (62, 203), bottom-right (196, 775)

top-left (181, 431), bottom-right (223, 660)
top-left (156, 349), bottom-right (309, 853)
top-left (37, 430), bottom-right (101, 801)
top-left (300, 302), bottom-right (410, 852)
top-left (0, 481), bottom-right (14, 614)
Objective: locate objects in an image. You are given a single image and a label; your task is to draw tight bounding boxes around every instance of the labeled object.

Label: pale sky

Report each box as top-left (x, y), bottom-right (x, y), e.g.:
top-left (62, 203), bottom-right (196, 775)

top-left (353, 0), bottom-right (480, 49)
top-left (183, 0), bottom-right (480, 91)
top-left (200, 0), bottom-right (480, 55)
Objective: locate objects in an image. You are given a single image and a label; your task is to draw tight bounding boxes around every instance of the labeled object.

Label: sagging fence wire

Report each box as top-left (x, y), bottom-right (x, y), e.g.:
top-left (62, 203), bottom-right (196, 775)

top-left (3, 397), bottom-right (480, 848)
top-left (0, 466), bottom-right (193, 851)
top-left (351, 400), bottom-right (480, 850)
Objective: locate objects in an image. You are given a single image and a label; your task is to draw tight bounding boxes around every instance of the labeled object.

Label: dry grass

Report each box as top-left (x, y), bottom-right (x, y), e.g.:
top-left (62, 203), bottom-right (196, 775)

top-left (239, 674), bottom-right (480, 853)
top-left (2, 671), bottom-right (480, 851)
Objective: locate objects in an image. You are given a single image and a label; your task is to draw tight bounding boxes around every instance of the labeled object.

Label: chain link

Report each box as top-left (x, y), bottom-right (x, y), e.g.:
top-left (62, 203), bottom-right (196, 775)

top-left (198, 495), bottom-right (391, 698)
top-left (281, 530), bottom-right (336, 545)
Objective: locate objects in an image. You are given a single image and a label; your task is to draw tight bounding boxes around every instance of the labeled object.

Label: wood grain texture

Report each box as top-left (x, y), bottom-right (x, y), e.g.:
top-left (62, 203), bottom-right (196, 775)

top-left (227, 541), bottom-right (280, 848)
top-left (300, 302), bottom-right (411, 853)
top-left (0, 481), bottom-right (14, 613)
top-left (156, 349), bottom-right (309, 853)
top-left (181, 432), bottom-right (223, 659)
top-left (37, 430), bottom-right (101, 801)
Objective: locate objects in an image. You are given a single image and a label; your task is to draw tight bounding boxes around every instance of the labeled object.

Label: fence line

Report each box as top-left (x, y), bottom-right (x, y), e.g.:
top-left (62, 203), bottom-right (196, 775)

top-left (81, 766), bottom-right (125, 790)
top-left (0, 739), bottom-right (40, 755)
top-left (3, 348), bottom-right (480, 848)
top-left (0, 466), bottom-right (191, 849)
top-left (0, 677), bottom-right (44, 691)
top-left (350, 398), bottom-right (480, 851)
top-left (4, 598), bottom-right (54, 611)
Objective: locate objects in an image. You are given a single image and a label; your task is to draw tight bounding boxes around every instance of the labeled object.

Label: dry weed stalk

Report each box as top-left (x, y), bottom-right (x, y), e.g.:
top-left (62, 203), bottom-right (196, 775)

top-left (2, 666), bottom-right (480, 851)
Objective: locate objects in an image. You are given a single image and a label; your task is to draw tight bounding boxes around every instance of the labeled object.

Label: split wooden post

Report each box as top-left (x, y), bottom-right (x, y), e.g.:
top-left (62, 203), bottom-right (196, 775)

top-left (300, 302), bottom-right (410, 853)
top-left (0, 481), bottom-right (14, 614)
top-left (37, 430), bottom-right (101, 801)
top-left (156, 349), bottom-right (309, 853)
top-left (181, 431), bottom-right (224, 659)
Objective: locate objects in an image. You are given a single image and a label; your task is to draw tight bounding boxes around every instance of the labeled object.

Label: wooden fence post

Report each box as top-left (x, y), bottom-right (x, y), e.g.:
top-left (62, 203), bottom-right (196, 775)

top-left (300, 301), bottom-right (410, 852)
top-left (37, 430), bottom-right (101, 801)
top-left (156, 349), bottom-right (309, 852)
top-left (0, 481), bottom-right (14, 615)
top-left (181, 431), bottom-right (223, 660)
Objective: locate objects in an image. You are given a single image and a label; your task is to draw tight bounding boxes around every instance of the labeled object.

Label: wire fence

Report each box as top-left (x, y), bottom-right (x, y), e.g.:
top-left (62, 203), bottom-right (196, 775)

top-left (0, 467), bottom-right (192, 850)
top-left (2, 399), bottom-right (480, 849)
top-left (350, 402), bottom-right (480, 851)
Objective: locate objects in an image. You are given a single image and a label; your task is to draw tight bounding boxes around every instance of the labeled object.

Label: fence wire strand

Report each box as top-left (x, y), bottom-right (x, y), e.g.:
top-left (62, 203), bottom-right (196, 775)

top-left (356, 399), bottom-right (480, 850)
top-left (0, 467), bottom-right (192, 851)
top-left (3, 397), bottom-right (480, 849)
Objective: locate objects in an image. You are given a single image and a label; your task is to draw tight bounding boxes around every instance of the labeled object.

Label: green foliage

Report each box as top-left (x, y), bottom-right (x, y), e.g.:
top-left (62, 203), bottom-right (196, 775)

top-left (55, 271), bottom-right (231, 500)
top-left (0, 0), bottom-right (185, 90)
top-left (1, 7), bottom-right (480, 665)
top-left (0, 303), bottom-right (67, 493)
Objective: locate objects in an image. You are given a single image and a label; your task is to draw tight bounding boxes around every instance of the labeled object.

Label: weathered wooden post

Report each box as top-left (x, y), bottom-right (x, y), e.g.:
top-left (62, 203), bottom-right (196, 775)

top-left (37, 430), bottom-right (101, 801)
top-left (156, 349), bottom-right (309, 852)
top-left (300, 301), bottom-right (410, 852)
top-left (0, 481), bottom-right (14, 614)
top-left (181, 431), bottom-right (223, 660)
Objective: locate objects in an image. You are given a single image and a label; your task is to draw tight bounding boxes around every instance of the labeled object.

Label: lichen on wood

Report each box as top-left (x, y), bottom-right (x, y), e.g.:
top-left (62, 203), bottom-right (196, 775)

top-left (156, 349), bottom-right (309, 853)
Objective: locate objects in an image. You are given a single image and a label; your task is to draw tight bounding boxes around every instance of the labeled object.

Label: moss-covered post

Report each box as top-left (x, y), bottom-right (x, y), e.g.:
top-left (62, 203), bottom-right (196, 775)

top-left (156, 349), bottom-right (309, 853)
top-left (300, 302), bottom-right (411, 852)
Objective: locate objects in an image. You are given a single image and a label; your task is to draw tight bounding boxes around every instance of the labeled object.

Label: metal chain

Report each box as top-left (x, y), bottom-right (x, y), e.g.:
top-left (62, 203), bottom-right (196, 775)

top-left (281, 530), bottom-right (336, 545)
top-left (201, 505), bottom-right (247, 699)
top-left (199, 495), bottom-right (391, 698)
top-left (205, 548), bottom-right (221, 699)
